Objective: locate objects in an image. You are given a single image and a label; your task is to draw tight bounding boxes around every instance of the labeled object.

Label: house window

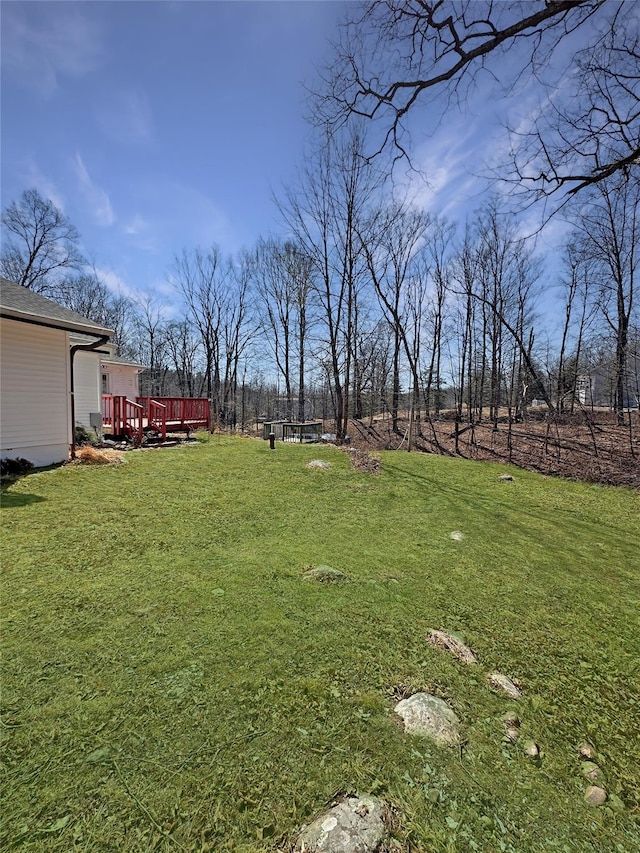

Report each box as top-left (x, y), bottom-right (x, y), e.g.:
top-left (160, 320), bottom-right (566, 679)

top-left (102, 373), bottom-right (110, 394)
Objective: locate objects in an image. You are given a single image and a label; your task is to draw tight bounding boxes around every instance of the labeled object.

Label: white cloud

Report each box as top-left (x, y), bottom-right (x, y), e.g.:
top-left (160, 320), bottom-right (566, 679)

top-left (73, 153), bottom-right (115, 227)
top-left (123, 215), bottom-right (159, 253)
top-left (95, 89), bottom-right (154, 145)
top-left (396, 117), bottom-right (484, 217)
top-left (23, 161), bottom-right (66, 212)
top-left (94, 266), bottom-right (141, 302)
top-left (1, 5), bottom-right (103, 95)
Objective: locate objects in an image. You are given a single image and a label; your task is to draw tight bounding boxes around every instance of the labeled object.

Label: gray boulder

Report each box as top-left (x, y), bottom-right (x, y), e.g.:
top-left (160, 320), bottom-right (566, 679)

top-left (295, 796), bottom-right (386, 853)
top-left (395, 692), bottom-right (460, 745)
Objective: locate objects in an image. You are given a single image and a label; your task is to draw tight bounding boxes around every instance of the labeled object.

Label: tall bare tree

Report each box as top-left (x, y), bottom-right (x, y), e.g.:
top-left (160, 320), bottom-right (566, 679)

top-left (1, 188), bottom-right (84, 292)
top-left (574, 175), bottom-right (639, 423)
top-left (279, 128), bottom-right (377, 439)
top-left (317, 2), bottom-right (637, 200)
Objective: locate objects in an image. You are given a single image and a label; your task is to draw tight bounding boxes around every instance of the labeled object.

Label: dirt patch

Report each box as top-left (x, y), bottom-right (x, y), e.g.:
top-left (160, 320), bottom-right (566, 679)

top-left (337, 412), bottom-right (639, 488)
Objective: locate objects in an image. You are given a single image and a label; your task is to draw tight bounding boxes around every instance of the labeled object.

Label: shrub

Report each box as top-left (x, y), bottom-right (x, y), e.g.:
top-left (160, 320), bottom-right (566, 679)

top-left (75, 425), bottom-right (98, 446)
top-left (0, 457), bottom-right (34, 477)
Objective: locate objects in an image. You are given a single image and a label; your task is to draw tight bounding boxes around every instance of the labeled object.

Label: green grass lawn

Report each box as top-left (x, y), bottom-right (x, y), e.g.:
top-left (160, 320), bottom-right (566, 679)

top-left (1, 436), bottom-right (639, 852)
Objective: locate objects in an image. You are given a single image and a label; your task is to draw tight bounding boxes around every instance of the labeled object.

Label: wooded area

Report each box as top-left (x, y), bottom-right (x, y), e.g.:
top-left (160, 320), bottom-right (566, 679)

top-left (2, 1), bottom-right (638, 483)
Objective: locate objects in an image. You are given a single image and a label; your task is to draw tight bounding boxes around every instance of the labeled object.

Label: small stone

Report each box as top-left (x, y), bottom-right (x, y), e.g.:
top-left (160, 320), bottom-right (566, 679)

top-left (395, 692), bottom-right (460, 745)
top-left (502, 711), bottom-right (520, 726)
top-left (307, 459), bottom-right (332, 469)
top-left (584, 786), bottom-right (607, 807)
top-left (487, 671), bottom-right (521, 699)
top-left (498, 474), bottom-right (515, 482)
top-left (578, 742), bottom-right (597, 760)
top-left (295, 795), bottom-right (386, 853)
top-left (449, 531), bottom-right (464, 541)
top-left (581, 762), bottom-right (602, 782)
top-left (502, 712), bottom-right (521, 742)
top-left (303, 565), bottom-right (348, 583)
top-left (523, 740), bottom-right (540, 759)
top-left (428, 630), bottom-right (478, 665)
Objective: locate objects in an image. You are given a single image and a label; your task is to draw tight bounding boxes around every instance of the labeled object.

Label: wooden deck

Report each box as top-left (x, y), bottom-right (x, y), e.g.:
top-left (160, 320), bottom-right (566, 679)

top-left (102, 395), bottom-right (210, 443)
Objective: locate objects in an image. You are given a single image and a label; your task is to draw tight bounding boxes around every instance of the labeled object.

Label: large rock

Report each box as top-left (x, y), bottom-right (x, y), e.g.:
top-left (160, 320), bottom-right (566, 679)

top-left (395, 693), bottom-right (460, 745)
top-left (428, 630), bottom-right (478, 665)
top-left (584, 786), bottom-right (607, 807)
top-left (295, 796), bottom-right (386, 853)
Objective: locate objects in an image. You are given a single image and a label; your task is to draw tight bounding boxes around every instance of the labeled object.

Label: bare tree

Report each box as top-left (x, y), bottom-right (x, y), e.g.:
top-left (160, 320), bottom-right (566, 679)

top-left (1, 188), bottom-right (84, 292)
top-left (170, 246), bottom-right (225, 415)
top-left (55, 268), bottom-right (137, 356)
top-left (254, 239), bottom-right (314, 421)
top-left (134, 295), bottom-right (169, 396)
top-left (573, 175), bottom-right (639, 423)
top-left (221, 251), bottom-right (255, 428)
top-left (316, 2), bottom-right (637, 198)
top-left (359, 201), bottom-right (431, 432)
top-left (165, 319), bottom-right (201, 397)
top-left (509, 4), bottom-right (640, 202)
top-left (279, 127), bottom-right (377, 439)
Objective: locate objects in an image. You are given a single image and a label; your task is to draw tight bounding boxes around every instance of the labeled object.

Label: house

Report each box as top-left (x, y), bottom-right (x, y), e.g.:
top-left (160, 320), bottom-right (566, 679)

top-left (0, 277), bottom-right (113, 467)
top-left (576, 357), bottom-right (640, 409)
top-left (100, 345), bottom-right (145, 400)
top-left (70, 338), bottom-right (144, 435)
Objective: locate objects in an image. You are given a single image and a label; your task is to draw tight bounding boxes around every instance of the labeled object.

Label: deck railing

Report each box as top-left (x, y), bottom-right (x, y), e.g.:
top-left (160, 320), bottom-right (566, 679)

top-left (102, 395), bottom-right (210, 442)
top-left (102, 395), bottom-right (144, 444)
top-left (136, 397), bottom-right (210, 430)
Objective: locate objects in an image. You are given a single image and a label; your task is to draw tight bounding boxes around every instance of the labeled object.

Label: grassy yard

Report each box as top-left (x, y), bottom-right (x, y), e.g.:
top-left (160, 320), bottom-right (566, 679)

top-left (1, 436), bottom-right (639, 852)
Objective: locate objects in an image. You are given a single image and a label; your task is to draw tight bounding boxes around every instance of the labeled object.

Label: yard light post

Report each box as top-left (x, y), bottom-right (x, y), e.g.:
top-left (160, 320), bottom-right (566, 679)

top-left (269, 431), bottom-right (275, 450)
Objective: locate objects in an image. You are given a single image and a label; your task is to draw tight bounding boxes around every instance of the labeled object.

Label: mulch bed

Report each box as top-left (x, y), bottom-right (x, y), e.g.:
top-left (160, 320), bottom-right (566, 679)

top-left (340, 412), bottom-right (640, 489)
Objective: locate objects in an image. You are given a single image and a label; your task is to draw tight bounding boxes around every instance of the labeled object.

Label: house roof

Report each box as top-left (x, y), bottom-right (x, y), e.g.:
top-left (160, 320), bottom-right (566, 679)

top-left (101, 353), bottom-right (146, 370)
top-left (0, 277), bottom-right (113, 337)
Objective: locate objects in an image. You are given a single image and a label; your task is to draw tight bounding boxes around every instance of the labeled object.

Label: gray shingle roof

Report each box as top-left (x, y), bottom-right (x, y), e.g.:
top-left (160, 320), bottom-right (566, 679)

top-left (0, 277), bottom-right (113, 337)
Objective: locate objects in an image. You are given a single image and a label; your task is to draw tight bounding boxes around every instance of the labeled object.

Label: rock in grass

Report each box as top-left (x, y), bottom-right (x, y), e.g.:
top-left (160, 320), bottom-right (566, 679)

top-left (303, 565), bottom-right (348, 583)
top-left (428, 630), bottom-right (478, 665)
top-left (498, 474), bottom-right (515, 482)
top-left (578, 742), bottom-right (597, 761)
top-left (307, 459), bottom-right (332, 469)
top-left (581, 761), bottom-right (602, 782)
top-left (584, 786), bottom-right (607, 807)
top-left (505, 725), bottom-right (520, 743)
top-left (487, 671), bottom-right (522, 699)
top-left (395, 693), bottom-right (460, 745)
top-left (523, 740), bottom-right (540, 759)
top-left (502, 712), bottom-right (521, 742)
top-left (449, 530), bottom-right (464, 541)
top-left (295, 795), bottom-right (386, 853)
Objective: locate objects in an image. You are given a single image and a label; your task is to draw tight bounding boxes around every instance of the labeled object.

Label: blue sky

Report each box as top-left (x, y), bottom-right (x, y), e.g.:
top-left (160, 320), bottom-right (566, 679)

top-left (1, 1), bottom-right (347, 298)
top-left (1, 0), bottom-right (605, 323)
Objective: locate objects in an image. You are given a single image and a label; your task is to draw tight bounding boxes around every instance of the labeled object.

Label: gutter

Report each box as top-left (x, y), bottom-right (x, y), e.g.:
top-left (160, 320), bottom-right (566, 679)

top-left (70, 335), bottom-right (110, 459)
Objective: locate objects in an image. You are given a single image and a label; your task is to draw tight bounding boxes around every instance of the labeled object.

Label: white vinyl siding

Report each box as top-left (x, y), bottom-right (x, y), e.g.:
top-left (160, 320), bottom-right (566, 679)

top-left (0, 318), bottom-right (71, 466)
top-left (102, 363), bottom-right (140, 398)
top-left (74, 350), bottom-right (101, 429)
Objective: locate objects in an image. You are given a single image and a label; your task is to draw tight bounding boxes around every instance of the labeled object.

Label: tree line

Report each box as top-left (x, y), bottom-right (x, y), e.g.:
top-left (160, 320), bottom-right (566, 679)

top-left (2, 170), bottom-right (638, 436)
top-left (1, 1), bottom-right (638, 437)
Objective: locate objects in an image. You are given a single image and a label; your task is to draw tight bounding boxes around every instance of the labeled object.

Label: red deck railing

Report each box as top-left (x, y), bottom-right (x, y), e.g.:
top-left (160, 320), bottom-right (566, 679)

top-left (102, 395), bottom-right (210, 443)
top-left (102, 395), bottom-right (144, 444)
top-left (136, 397), bottom-right (210, 431)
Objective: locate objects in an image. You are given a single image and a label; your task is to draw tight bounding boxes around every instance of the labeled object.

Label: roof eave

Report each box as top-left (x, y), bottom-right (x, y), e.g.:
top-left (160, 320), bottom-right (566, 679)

top-left (0, 306), bottom-right (113, 338)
